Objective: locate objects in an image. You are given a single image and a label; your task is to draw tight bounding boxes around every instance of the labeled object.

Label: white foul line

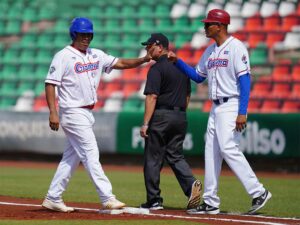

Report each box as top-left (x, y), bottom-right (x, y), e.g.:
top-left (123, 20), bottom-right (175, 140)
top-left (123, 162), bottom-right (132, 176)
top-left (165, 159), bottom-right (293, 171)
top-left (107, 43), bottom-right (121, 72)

top-left (0, 201), bottom-right (298, 225)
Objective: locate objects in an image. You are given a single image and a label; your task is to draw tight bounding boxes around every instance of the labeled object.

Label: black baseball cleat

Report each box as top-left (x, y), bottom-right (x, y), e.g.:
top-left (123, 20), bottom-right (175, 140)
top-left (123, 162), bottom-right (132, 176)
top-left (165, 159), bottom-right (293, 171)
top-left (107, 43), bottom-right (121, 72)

top-left (187, 179), bottom-right (202, 209)
top-left (140, 200), bottom-right (163, 210)
top-left (248, 190), bottom-right (272, 214)
top-left (187, 202), bottom-right (220, 215)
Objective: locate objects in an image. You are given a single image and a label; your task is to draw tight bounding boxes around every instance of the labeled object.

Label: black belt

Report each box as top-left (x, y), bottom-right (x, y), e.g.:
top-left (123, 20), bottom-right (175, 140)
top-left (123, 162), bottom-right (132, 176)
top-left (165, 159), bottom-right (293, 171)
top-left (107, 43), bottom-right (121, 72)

top-left (213, 97), bottom-right (229, 105)
top-left (155, 105), bottom-right (186, 112)
top-left (80, 104), bottom-right (95, 110)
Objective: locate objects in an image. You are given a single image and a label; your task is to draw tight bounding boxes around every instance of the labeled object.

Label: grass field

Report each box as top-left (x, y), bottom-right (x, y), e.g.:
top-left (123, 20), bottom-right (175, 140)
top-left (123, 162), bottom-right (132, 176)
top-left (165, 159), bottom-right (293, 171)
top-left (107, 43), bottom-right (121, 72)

top-left (0, 165), bottom-right (299, 225)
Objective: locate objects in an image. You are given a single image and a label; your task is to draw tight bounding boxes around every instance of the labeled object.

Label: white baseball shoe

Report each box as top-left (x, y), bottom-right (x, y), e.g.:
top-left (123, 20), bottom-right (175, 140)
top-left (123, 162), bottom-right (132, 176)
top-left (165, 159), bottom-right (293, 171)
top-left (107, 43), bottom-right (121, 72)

top-left (102, 198), bottom-right (126, 209)
top-left (42, 198), bottom-right (75, 213)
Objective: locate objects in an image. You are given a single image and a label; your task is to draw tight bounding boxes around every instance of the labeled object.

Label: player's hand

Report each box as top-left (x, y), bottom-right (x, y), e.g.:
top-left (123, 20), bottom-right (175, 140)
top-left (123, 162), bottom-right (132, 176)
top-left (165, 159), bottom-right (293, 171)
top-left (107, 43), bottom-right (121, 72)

top-left (167, 51), bottom-right (178, 63)
top-left (49, 111), bottom-right (59, 131)
top-left (235, 115), bottom-right (247, 132)
top-left (140, 125), bottom-right (149, 138)
top-left (144, 45), bottom-right (155, 62)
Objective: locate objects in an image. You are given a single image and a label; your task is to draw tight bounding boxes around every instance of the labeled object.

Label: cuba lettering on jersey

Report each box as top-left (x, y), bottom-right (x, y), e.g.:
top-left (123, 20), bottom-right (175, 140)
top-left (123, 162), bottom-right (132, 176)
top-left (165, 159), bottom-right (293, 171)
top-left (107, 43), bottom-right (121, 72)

top-left (196, 36), bottom-right (250, 100)
top-left (45, 46), bottom-right (118, 108)
top-left (74, 61), bottom-right (100, 73)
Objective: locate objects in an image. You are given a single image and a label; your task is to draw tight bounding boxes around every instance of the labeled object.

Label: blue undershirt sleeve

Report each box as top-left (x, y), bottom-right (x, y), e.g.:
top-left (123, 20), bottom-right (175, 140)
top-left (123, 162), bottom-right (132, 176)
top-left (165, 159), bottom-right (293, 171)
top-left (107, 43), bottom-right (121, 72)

top-left (239, 73), bottom-right (251, 115)
top-left (175, 59), bottom-right (206, 83)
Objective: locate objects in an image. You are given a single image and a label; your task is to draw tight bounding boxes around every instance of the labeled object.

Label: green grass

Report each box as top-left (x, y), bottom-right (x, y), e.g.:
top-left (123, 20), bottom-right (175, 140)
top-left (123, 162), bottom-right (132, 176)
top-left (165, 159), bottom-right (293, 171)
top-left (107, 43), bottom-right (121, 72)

top-left (0, 166), bottom-right (300, 221)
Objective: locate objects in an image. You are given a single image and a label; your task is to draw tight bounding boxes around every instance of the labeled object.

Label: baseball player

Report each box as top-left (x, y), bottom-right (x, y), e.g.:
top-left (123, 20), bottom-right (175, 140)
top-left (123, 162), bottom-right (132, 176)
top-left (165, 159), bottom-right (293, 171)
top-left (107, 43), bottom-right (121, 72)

top-left (168, 9), bottom-right (271, 215)
top-left (42, 17), bottom-right (153, 212)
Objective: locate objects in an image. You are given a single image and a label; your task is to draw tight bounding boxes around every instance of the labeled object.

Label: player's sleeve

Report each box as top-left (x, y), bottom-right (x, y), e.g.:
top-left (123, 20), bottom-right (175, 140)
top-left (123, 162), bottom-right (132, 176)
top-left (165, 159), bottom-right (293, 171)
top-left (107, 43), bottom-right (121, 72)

top-left (234, 43), bottom-right (251, 77)
top-left (239, 73), bottom-right (251, 115)
top-left (45, 53), bottom-right (64, 86)
top-left (144, 67), bottom-right (161, 96)
top-left (175, 59), bottom-right (206, 83)
top-left (102, 52), bottom-right (118, 74)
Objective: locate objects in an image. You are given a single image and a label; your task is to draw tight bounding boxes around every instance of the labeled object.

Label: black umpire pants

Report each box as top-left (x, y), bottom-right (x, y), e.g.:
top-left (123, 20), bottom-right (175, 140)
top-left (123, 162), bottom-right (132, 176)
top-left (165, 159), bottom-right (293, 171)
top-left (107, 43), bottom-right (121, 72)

top-left (144, 109), bottom-right (196, 203)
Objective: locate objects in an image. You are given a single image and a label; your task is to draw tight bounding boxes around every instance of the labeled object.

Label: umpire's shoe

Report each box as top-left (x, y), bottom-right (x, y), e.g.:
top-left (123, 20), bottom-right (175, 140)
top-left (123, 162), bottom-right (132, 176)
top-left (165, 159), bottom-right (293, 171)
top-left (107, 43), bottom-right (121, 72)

top-left (42, 198), bottom-right (75, 212)
top-left (248, 190), bottom-right (272, 214)
top-left (140, 200), bottom-right (164, 210)
top-left (187, 179), bottom-right (202, 209)
top-left (187, 202), bottom-right (220, 215)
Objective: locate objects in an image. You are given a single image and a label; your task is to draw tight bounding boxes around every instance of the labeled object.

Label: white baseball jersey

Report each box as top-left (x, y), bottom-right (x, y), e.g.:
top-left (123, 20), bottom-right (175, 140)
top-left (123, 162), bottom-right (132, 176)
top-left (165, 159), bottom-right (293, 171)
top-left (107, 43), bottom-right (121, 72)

top-left (45, 46), bottom-right (118, 108)
top-left (195, 36), bottom-right (250, 100)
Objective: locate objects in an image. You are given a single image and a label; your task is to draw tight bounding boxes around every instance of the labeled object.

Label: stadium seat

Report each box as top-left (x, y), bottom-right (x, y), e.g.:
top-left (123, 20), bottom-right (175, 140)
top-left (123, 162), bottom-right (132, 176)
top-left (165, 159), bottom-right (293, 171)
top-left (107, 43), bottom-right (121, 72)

top-left (232, 31), bottom-right (248, 42)
top-left (251, 82), bottom-right (272, 98)
top-left (0, 97), bottom-right (17, 110)
top-left (202, 100), bottom-right (212, 112)
top-left (176, 48), bottom-right (193, 63)
top-left (262, 14), bottom-right (281, 32)
top-left (278, 1), bottom-right (296, 17)
top-left (155, 5), bottom-right (171, 18)
top-left (250, 45), bottom-right (268, 65)
top-left (122, 68), bottom-right (139, 81)
top-left (18, 64), bottom-right (35, 80)
top-left (190, 47), bottom-right (205, 65)
top-left (291, 64), bottom-right (300, 81)
top-left (224, 1), bottom-right (242, 17)
top-left (170, 3), bottom-right (188, 19)
top-left (19, 49), bottom-right (36, 64)
top-left (247, 32), bottom-right (266, 48)
top-left (290, 83), bottom-right (300, 99)
top-left (122, 95), bottom-right (143, 111)
top-left (281, 100), bottom-right (300, 113)
top-left (260, 1), bottom-right (278, 18)
top-left (100, 81), bottom-right (122, 98)
top-left (228, 17), bottom-right (244, 33)
top-left (245, 15), bottom-right (263, 32)
top-left (122, 82), bottom-right (141, 99)
top-left (281, 14), bottom-right (300, 32)
top-left (248, 99), bottom-right (262, 113)
top-left (33, 94), bottom-right (48, 112)
top-left (265, 32), bottom-right (285, 48)
top-left (260, 100), bottom-right (281, 113)
top-left (187, 3), bottom-right (206, 18)
top-left (241, 1), bottom-right (260, 18)
top-left (190, 32), bottom-right (209, 49)
top-left (1, 65), bottom-right (18, 81)
top-left (271, 64), bottom-right (292, 82)
top-left (102, 91), bottom-right (123, 112)
top-left (270, 83), bottom-right (291, 99)
top-left (14, 90), bottom-right (34, 111)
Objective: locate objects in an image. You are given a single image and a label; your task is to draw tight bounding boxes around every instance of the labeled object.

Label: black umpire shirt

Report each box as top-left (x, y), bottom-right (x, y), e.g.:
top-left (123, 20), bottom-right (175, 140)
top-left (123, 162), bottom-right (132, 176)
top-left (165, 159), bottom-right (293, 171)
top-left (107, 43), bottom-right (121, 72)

top-left (144, 55), bottom-right (191, 108)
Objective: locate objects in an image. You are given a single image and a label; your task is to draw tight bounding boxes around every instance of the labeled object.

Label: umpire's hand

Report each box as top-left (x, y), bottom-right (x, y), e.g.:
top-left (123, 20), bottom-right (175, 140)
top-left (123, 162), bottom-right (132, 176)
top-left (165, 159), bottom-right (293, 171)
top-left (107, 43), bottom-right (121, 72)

top-left (140, 125), bottom-right (148, 138)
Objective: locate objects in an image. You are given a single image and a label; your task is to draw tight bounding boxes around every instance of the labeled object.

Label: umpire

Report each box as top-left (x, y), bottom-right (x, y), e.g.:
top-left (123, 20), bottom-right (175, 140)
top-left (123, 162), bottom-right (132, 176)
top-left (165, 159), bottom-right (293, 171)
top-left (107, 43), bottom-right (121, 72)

top-left (139, 33), bottom-right (201, 210)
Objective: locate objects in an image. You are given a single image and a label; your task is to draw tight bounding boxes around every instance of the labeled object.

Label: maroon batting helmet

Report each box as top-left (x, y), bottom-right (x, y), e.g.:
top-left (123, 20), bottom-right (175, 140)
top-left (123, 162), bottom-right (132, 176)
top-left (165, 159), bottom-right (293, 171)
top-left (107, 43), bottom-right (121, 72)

top-left (202, 9), bottom-right (230, 25)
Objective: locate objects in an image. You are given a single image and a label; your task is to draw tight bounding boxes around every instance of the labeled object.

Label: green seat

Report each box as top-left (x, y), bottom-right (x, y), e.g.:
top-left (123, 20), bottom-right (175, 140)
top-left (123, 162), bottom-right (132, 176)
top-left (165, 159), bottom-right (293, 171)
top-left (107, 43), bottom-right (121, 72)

top-left (154, 5), bottom-right (170, 18)
top-left (22, 8), bottom-right (38, 22)
top-left (1, 65), bottom-right (18, 81)
top-left (120, 6), bottom-right (136, 19)
top-left (19, 33), bottom-right (37, 48)
top-left (121, 19), bottom-right (137, 33)
top-left (156, 18), bottom-right (173, 33)
top-left (53, 33), bottom-right (70, 48)
top-left (138, 19), bottom-right (156, 33)
top-left (174, 33), bottom-right (193, 48)
top-left (17, 81), bottom-right (34, 95)
top-left (0, 81), bottom-right (17, 96)
top-left (122, 50), bottom-right (138, 58)
top-left (38, 5), bottom-right (56, 20)
top-left (18, 65), bottom-right (35, 80)
top-left (122, 96), bottom-right (143, 111)
top-left (173, 17), bottom-right (190, 33)
top-left (2, 48), bottom-right (19, 64)
top-left (250, 45), bottom-right (268, 65)
top-left (36, 49), bottom-right (53, 64)
top-left (103, 6), bottom-right (119, 19)
top-left (34, 82), bottom-right (45, 96)
top-left (19, 49), bottom-right (36, 64)
top-left (53, 20), bottom-right (69, 33)
top-left (0, 97), bottom-right (17, 109)
top-left (5, 20), bottom-right (21, 35)
top-left (34, 65), bottom-right (49, 81)
top-left (103, 34), bottom-right (121, 49)
top-left (121, 34), bottom-right (138, 49)
top-left (137, 5), bottom-right (153, 18)
top-left (103, 19), bottom-right (120, 33)
top-left (190, 16), bottom-right (205, 32)
top-left (37, 33), bottom-right (55, 49)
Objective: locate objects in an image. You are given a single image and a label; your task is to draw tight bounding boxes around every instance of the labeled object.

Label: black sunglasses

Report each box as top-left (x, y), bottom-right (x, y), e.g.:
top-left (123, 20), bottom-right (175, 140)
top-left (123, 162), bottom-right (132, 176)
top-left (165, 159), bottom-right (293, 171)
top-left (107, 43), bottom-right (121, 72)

top-left (205, 22), bottom-right (222, 28)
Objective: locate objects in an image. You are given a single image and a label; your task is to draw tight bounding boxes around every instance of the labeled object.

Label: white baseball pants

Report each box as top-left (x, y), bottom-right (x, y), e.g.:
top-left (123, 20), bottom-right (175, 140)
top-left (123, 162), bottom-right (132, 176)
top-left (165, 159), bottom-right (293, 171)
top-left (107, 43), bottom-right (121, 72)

top-left (46, 107), bottom-right (115, 203)
top-left (203, 97), bottom-right (265, 208)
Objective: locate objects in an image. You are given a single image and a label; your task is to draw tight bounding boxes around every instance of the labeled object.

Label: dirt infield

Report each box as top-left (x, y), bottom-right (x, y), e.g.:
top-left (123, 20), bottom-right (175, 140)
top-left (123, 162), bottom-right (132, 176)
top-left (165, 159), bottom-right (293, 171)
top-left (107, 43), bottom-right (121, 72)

top-left (1, 161), bottom-right (300, 225)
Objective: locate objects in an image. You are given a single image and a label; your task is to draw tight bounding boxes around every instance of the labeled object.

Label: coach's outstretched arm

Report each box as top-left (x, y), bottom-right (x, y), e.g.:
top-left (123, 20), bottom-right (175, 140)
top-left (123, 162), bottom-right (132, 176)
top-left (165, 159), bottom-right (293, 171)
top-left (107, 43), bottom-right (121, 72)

top-left (168, 51), bottom-right (206, 83)
top-left (45, 83), bottom-right (59, 131)
top-left (112, 46), bottom-right (154, 69)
